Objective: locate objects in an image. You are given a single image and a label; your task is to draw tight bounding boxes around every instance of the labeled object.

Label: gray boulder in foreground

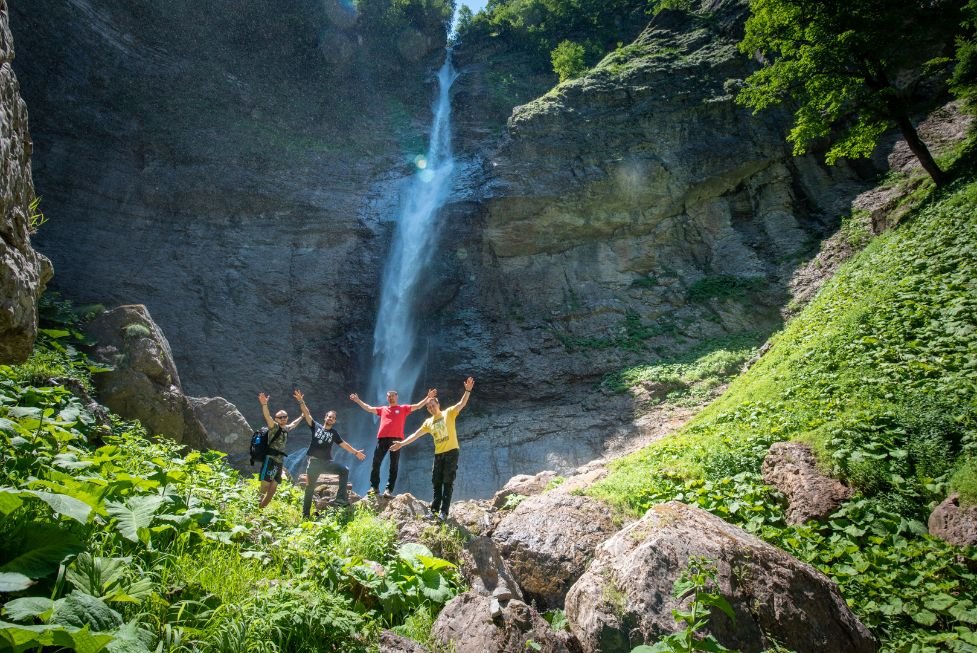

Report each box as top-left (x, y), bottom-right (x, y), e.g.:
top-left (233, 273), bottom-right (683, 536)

top-left (564, 501), bottom-right (877, 653)
top-left (433, 592), bottom-right (581, 653)
top-left (492, 491), bottom-right (618, 610)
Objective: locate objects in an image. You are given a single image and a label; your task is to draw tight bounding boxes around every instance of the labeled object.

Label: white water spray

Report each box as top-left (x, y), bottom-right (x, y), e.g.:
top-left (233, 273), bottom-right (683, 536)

top-left (369, 52), bottom-right (458, 400)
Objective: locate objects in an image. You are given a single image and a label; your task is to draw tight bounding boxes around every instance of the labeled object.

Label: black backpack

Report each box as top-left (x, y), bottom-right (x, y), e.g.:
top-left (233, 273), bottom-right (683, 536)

top-left (249, 426), bottom-right (284, 466)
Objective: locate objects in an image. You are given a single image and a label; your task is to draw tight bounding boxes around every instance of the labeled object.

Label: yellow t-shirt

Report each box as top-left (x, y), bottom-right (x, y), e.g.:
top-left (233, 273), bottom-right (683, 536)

top-left (419, 405), bottom-right (461, 454)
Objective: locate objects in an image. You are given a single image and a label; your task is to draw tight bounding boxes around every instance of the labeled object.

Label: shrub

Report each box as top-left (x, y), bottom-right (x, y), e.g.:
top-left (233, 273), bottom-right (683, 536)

top-left (551, 40), bottom-right (587, 82)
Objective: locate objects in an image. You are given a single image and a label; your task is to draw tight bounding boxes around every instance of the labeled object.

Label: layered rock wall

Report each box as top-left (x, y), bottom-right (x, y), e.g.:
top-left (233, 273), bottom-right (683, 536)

top-left (0, 2), bottom-right (50, 363)
top-left (10, 0), bottom-right (879, 499)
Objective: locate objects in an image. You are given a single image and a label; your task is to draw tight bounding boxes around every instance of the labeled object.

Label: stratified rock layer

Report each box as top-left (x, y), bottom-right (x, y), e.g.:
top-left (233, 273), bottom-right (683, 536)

top-left (0, 4), bottom-right (50, 363)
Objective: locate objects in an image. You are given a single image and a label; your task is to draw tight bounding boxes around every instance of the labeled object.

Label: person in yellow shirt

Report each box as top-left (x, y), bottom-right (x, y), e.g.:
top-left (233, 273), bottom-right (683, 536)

top-left (391, 377), bottom-right (474, 520)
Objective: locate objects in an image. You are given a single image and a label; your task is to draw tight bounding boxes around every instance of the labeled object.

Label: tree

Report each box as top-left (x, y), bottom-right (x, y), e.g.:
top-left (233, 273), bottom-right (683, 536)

top-left (737, 0), bottom-right (967, 187)
top-left (551, 39), bottom-right (587, 81)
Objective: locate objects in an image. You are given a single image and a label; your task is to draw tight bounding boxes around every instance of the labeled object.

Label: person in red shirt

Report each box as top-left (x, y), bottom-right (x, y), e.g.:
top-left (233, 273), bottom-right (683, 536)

top-left (349, 387), bottom-right (436, 496)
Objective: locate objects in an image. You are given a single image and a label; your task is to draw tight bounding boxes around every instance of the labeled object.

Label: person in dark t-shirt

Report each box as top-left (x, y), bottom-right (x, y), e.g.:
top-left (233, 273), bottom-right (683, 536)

top-left (296, 390), bottom-right (366, 517)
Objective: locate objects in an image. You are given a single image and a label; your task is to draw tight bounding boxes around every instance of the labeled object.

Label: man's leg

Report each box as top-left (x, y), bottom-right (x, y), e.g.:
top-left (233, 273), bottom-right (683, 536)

top-left (303, 458), bottom-right (327, 517)
top-left (258, 457), bottom-right (274, 508)
top-left (439, 449), bottom-right (460, 517)
top-left (430, 453), bottom-right (445, 514)
top-left (369, 440), bottom-right (386, 493)
top-left (320, 460), bottom-right (351, 504)
top-left (386, 443), bottom-right (401, 494)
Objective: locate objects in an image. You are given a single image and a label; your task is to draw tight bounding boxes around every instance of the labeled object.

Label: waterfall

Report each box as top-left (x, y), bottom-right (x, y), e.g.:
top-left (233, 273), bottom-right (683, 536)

top-left (368, 52), bottom-right (458, 401)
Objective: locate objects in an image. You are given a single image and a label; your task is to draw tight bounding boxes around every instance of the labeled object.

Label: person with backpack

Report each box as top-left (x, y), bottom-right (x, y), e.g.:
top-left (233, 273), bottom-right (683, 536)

top-left (390, 377), bottom-right (474, 520)
top-left (256, 390), bottom-right (304, 509)
top-left (294, 389), bottom-right (366, 517)
top-left (349, 387), bottom-right (437, 497)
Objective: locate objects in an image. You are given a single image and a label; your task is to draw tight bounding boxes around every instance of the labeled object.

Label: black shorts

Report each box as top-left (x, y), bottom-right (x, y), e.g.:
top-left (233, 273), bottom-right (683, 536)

top-left (260, 457), bottom-right (283, 483)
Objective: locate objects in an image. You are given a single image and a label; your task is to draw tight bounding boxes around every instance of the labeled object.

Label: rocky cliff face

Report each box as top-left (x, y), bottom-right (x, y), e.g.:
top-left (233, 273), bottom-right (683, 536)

top-left (9, 0), bottom-right (444, 415)
top-left (0, 2), bottom-right (50, 363)
top-left (11, 0), bottom-right (878, 499)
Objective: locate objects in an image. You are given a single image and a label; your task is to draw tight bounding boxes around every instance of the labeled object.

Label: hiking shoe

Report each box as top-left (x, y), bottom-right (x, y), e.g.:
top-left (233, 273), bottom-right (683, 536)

top-left (382, 489), bottom-right (393, 498)
top-left (438, 510), bottom-right (449, 521)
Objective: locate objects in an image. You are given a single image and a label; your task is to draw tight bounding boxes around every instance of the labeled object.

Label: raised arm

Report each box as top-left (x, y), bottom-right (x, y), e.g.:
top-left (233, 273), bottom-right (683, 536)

top-left (452, 377), bottom-right (475, 412)
top-left (349, 393), bottom-right (379, 414)
top-left (258, 393), bottom-right (275, 429)
top-left (409, 387), bottom-right (438, 411)
top-left (339, 440), bottom-right (367, 461)
top-left (389, 427), bottom-right (428, 452)
top-left (294, 389), bottom-right (313, 426)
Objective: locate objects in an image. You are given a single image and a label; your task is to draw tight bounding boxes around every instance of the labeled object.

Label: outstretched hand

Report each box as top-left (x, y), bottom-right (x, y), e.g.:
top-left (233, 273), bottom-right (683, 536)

top-left (389, 441), bottom-right (403, 452)
top-left (258, 392), bottom-right (270, 405)
top-left (293, 389), bottom-right (304, 403)
top-left (426, 388), bottom-right (438, 400)
top-left (349, 393), bottom-right (359, 402)
top-left (464, 377), bottom-right (475, 392)
top-left (354, 450), bottom-right (366, 461)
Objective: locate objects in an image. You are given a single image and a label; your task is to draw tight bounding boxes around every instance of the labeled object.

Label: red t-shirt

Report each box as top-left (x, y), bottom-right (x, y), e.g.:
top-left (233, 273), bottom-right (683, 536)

top-left (375, 404), bottom-right (413, 439)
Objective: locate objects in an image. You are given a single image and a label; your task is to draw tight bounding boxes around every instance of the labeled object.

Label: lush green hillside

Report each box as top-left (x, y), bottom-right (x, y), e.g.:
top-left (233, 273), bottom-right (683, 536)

top-left (591, 163), bottom-right (977, 650)
top-left (0, 306), bottom-right (463, 652)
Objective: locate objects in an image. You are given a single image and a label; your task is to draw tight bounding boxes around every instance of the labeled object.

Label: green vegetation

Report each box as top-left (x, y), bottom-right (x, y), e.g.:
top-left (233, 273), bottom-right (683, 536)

top-left (737, 0), bottom-right (970, 186)
top-left (457, 0), bottom-right (657, 77)
top-left (601, 335), bottom-right (760, 407)
top-left (0, 306), bottom-right (463, 651)
top-left (551, 311), bottom-right (677, 353)
top-left (550, 39), bottom-right (586, 82)
top-left (590, 166), bottom-right (977, 649)
top-left (27, 197), bottom-right (48, 235)
top-left (633, 557), bottom-right (735, 653)
top-left (685, 275), bottom-right (769, 303)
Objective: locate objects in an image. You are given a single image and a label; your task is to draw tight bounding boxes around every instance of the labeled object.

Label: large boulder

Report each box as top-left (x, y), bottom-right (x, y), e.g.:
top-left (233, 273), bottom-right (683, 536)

top-left (929, 494), bottom-right (977, 548)
top-left (492, 470), bottom-right (559, 508)
top-left (564, 502), bottom-right (876, 653)
top-left (762, 441), bottom-right (852, 524)
top-left (492, 492), bottom-right (618, 609)
top-left (464, 536), bottom-right (523, 602)
top-left (433, 592), bottom-right (581, 653)
top-left (187, 395), bottom-right (252, 466)
top-left (0, 4), bottom-right (51, 363)
top-left (85, 305), bottom-right (210, 449)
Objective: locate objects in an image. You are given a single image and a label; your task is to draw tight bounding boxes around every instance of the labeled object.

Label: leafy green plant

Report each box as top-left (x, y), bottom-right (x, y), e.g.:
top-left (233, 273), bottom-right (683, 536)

top-left (28, 197), bottom-right (48, 234)
top-left (638, 557), bottom-right (735, 653)
top-left (551, 40), bottom-right (587, 82)
top-left (951, 456), bottom-right (977, 506)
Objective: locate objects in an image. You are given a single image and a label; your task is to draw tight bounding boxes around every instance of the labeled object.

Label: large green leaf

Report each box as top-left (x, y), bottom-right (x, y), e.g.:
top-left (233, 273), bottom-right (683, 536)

top-left (0, 621), bottom-right (114, 653)
top-left (105, 495), bottom-right (164, 543)
top-left (0, 572), bottom-right (35, 592)
top-left (0, 488), bottom-right (25, 516)
top-left (103, 621), bottom-right (154, 653)
top-left (0, 526), bottom-right (85, 579)
top-left (2, 596), bottom-right (54, 622)
top-left (66, 554), bottom-right (130, 597)
top-left (51, 592), bottom-right (123, 632)
top-left (26, 489), bottom-right (92, 523)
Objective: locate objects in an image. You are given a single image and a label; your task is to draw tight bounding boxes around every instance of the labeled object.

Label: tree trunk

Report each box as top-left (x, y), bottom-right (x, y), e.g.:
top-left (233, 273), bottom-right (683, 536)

top-left (893, 113), bottom-right (947, 187)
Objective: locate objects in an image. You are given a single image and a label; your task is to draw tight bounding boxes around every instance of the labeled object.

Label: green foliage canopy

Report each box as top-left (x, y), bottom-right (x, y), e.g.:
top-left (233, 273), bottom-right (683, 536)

top-left (551, 39), bottom-right (586, 81)
top-left (737, 0), bottom-right (967, 186)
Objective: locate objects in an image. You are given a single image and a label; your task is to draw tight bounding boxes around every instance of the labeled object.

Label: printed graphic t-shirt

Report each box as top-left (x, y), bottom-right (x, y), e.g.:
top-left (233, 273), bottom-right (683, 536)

top-left (375, 404), bottom-right (413, 439)
top-left (307, 421), bottom-right (345, 461)
top-left (418, 405), bottom-right (460, 454)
